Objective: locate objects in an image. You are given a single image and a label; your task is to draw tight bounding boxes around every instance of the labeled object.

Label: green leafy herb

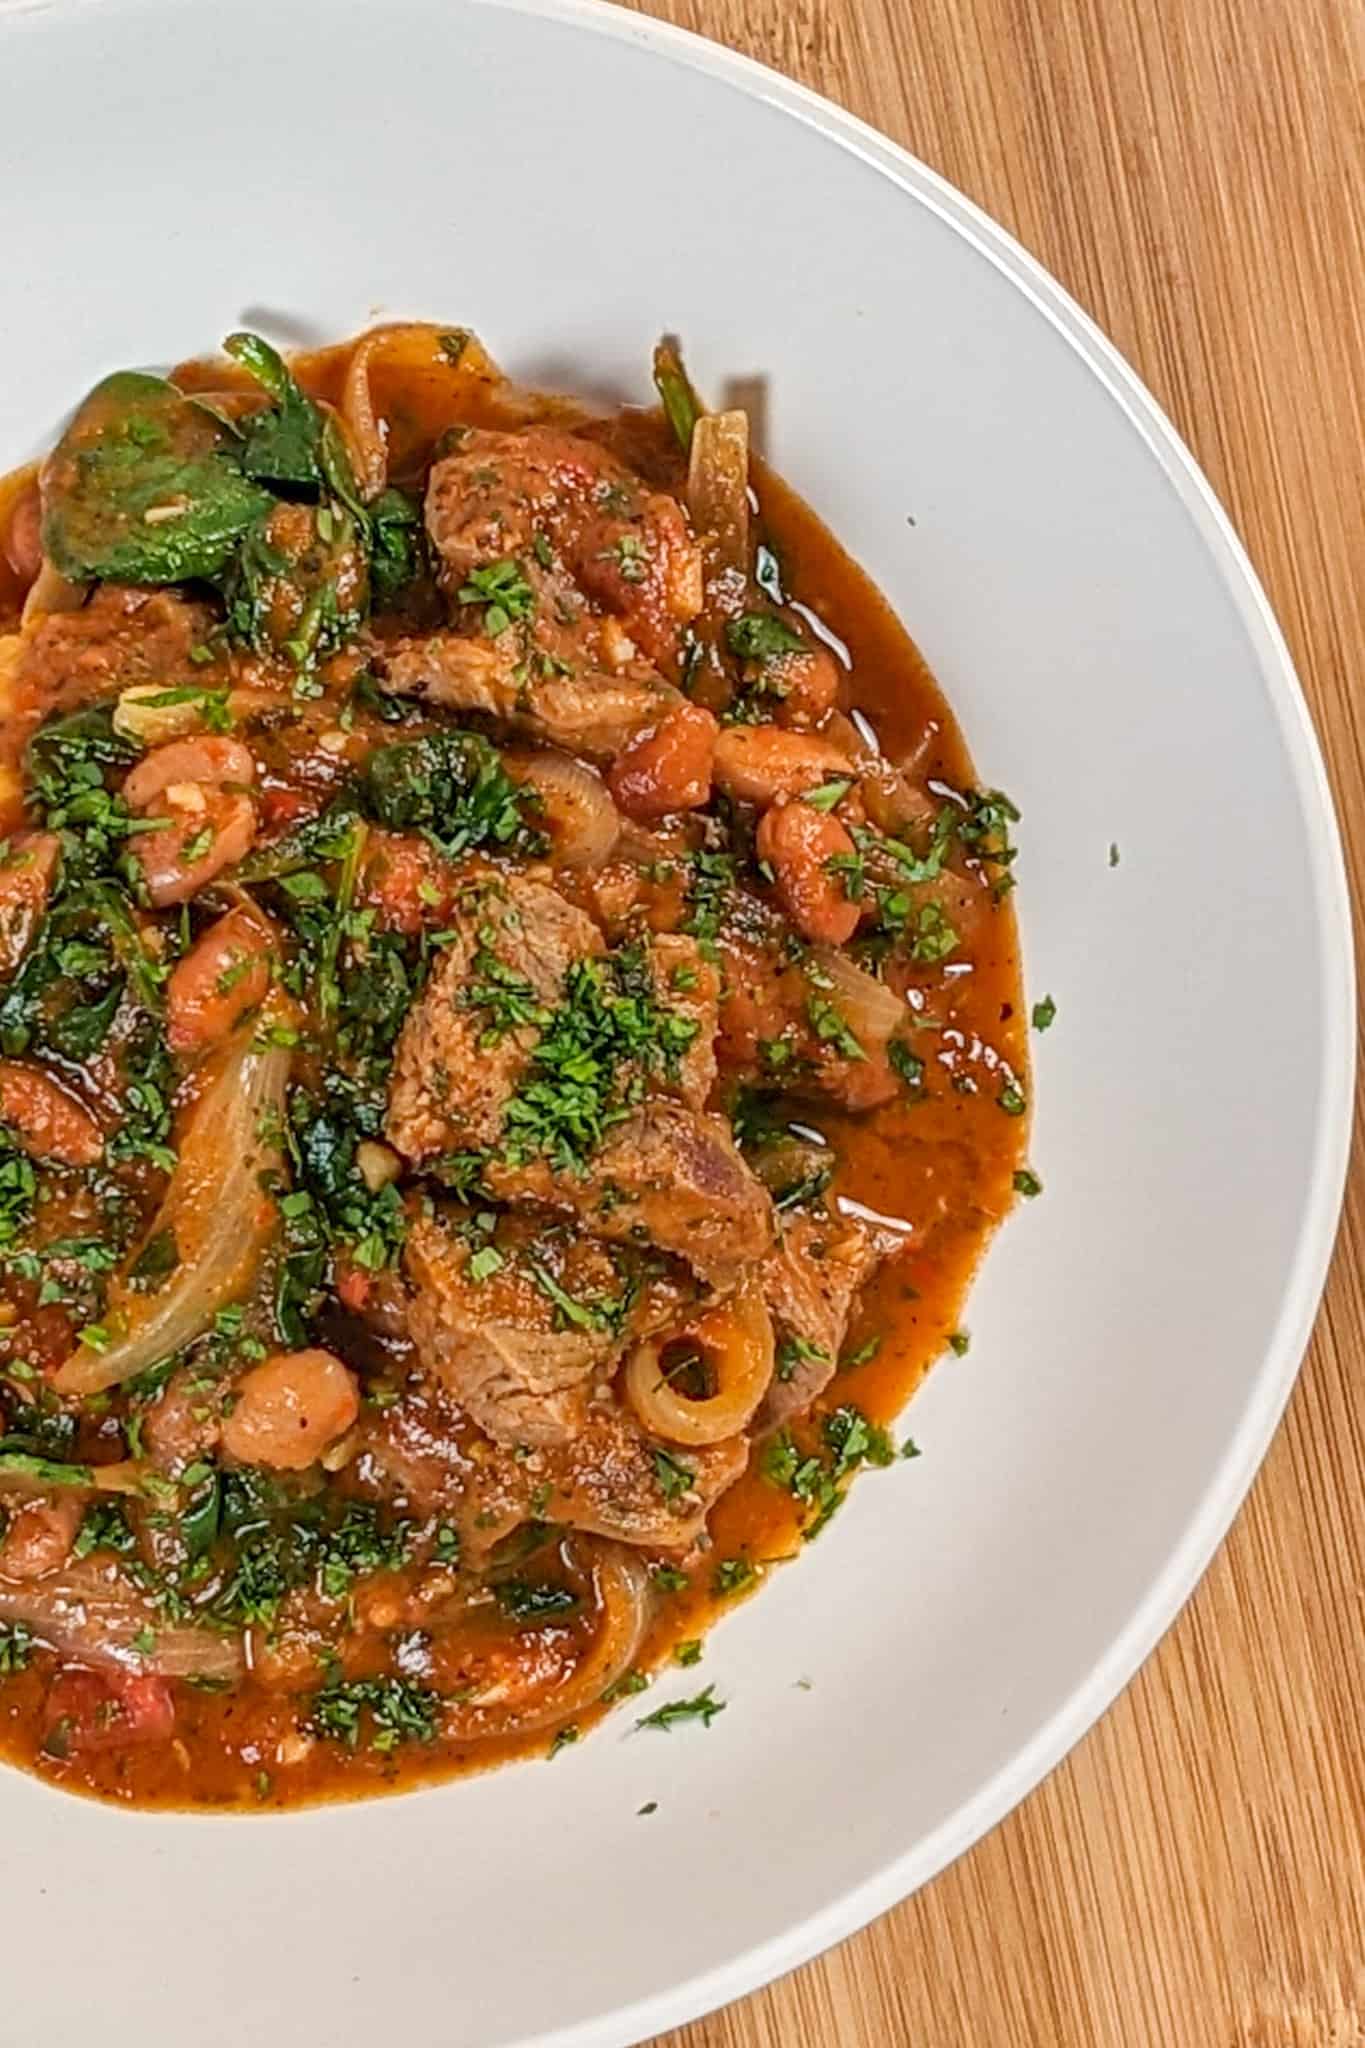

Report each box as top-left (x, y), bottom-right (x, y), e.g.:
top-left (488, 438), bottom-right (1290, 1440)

top-left (652, 338), bottom-right (702, 453)
top-left (72, 1500), bottom-right (136, 1560)
top-left (457, 557), bottom-right (536, 637)
top-left (652, 1448), bottom-right (696, 1503)
top-left (496, 1579), bottom-right (579, 1623)
top-left (725, 613), bottom-right (805, 662)
top-left (41, 370), bottom-right (272, 584)
top-left (946, 1330), bottom-right (971, 1356)
top-left (635, 1685), bottom-right (725, 1732)
top-left (714, 1558), bottom-right (756, 1597)
top-left (806, 995), bottom-right (866, 1063)
top-left (362, 731), bottom-right (541, 859)
top-left (1031, 993), bottom-right (1056, 1032)
top-left (0, 1623), bottom-right (33, 1676)
top-left (674, 1639), bottom-right (703, 1667)
top-left (308, 1674), bottom-right (443, 1753)
top-left (548, 1723), bottom-right (580, 1758)
top-left (1013, 1167), bottom-right (1043, 1198)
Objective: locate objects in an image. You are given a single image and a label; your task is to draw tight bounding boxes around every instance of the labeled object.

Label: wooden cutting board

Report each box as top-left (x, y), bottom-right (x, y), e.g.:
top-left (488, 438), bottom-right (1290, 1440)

top-left (619, 1), bottom-right (1365, 2042)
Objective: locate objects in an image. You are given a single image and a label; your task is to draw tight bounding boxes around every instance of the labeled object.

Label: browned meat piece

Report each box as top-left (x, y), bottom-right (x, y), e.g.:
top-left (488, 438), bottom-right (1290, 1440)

top-left (13, 585), bottom-right (214, 721)
top-left (356, 1375), bottom-right (743, 1557)
top-left (462, 1400), bottom-right (746, 1556)
top-left (0, 1494), bottom-right (82, 1582)
top-left (758, 1210), bottom-right (897, 1428)
top-left (386, 869), bottom-right (603, 1164)
top-left (716, 931), bottom-right (900, 1114)
top-left (492, 1100), bottom-right (772, 1284)
top-left (379, 632), bottom-right (678, 762)
top-left (424, 425), bottom-right (702, 667)
top-left (406, 1210), bottom-right (628, 1447)
top-left (647, 934), bottom-right (719, 1109)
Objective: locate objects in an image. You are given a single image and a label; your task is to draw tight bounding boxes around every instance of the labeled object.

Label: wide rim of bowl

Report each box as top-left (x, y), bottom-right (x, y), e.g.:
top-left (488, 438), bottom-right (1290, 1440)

top-left (0, 2), bottom-right (1353, 2043)
top-left (454, 2), bottom-right (1351, 2044)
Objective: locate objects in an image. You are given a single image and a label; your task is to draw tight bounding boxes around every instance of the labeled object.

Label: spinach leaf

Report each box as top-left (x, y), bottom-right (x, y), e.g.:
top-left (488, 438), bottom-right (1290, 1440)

top-left (362, 731), bottom-right (541, 857)
top-left (224, 332), bottom-right (327, 488)
top-left (368, 488), bottom-right (423, 608)
top-left (42, 371), bottom-right (272, 584)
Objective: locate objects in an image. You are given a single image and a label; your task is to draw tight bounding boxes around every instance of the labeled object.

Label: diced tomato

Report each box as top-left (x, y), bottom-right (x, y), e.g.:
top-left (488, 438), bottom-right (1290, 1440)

top-left (41, 1667), bottom-right (175, 1759)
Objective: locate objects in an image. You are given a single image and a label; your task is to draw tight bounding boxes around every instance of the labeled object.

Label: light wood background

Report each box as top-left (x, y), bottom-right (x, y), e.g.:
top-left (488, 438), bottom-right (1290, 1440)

top-left (617, 1), bottom-right (1365, 2043)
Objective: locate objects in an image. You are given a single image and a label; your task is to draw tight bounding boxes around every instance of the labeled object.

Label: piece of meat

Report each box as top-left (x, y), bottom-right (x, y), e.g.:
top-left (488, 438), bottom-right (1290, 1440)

top-left (356, 1367), bottom-right (744, 1557)
top-left (378, 632), bottom-right (678, 762)
top-left (13, 585), bottom-right (214, 721)
top-left (473, 1401), bottom-right (747, 1556)
top-left (645, 934), bottom-right (718, 1110)
top-left (0, 1494), bottom-right (83, 1582)
top-left (406, 1207), bottom-right (701, 1449)
top-left (715, 931), bottom-right (900, 1114)
top-left (757, 1210), bottom-right (896, 1428)
top-left (386, 868), bottom-right (603, 1163)
top-left (492, 1100), bottom-right (772, 1284)
top-left (406, 1210), bottom-right (626, 1447)
top-left (424, 425), bottom-right (702, 667)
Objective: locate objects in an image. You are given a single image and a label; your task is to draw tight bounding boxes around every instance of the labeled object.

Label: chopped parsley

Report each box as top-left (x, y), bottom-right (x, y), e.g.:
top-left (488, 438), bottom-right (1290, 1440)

top-left (501, 947), bottom-right (699, 1174)
top-left (725, 613), bottom-right (804, 662)
top-left (714, 1558), bottom-right (756, 1597)
top-left (1031, 993), bottom-right (1056, 1031)
top-left (652, 1448), bottom-right (696, 1503)
top-left (308, 1674), bottom-right (443, 1753)
top-left (635, 1685), bottom-right (726, 1732)
top-left (457, 557), bottom-right (536, 637)
top-left (1013, 1167), bottom-right (1043, 1199)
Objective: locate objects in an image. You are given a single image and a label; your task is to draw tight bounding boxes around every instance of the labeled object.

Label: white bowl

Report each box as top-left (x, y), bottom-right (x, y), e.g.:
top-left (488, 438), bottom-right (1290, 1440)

top-left (0, 2), bottom-right (1352, 2043)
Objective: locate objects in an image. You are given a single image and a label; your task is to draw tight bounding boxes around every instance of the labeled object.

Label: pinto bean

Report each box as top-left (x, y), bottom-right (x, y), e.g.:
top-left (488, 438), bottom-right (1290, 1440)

top-left (123, 737), bottom-right (256, 811)
top-left (755, 800), bottom-right (861, 946)
top-left (713, 726), bottom-right (853, 805)
top-left (607, 702), bottom-right (717, 820)
top-left (166, 905), bottom-right (276, 1055)
top-left (124, 738), bottom-right (258, 908)
top-left (220, 1350), bottom-right (361, 1472)
top-left (0, 1059), bottom-right (102, 1165)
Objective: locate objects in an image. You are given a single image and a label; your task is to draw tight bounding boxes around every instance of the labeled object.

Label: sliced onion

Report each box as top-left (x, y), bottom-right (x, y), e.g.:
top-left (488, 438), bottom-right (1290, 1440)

top-left (0, 1563), bottom-right (242, 1681)
top-left (811, 945), bottom-right (906, 1052)
top-left (624, 1277), bottom-right (774, 1446)
top-left (53, 1023), bottom-right (291, 1396)
top-left (687, 409), bottom-right (749, 575)
top-left (20, 559), bottom-right (87, 625)
top-left (502, 748), bottom-right (620, 868)
top-left (440, 1539), bottom-right (650, 1743)
top-left (113, 684), bottom-right (208, 748)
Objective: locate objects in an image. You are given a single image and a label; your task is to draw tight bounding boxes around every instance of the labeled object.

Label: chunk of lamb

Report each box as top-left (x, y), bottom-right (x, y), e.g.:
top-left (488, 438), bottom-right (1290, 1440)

top-left (12, 585), bottom-right (214, 721)
top-left (424, 425), bottom-right (702, 668)
top-left (490, 1100), bottom-right (771, 1286)
top-left (386, 882), bottom-right (758, 1280)
top-left (356, 1378), bottom-right (744, 1557)
top-left (386, 869), bottom-right (603, 1162)
top-left (406, 1210), bottom-right (633, 1447)
top-left (757, 1210), bottom-right (898, 1428)
top-left (471, 1402), bottom-right (748, 1557)
top-left (378, 633), bottom-right (679, 764)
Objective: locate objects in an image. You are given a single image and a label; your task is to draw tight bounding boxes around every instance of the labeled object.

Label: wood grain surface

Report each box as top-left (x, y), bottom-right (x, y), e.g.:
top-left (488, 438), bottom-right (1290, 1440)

top-left (616, 1), bottom-right (1365, 2043)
